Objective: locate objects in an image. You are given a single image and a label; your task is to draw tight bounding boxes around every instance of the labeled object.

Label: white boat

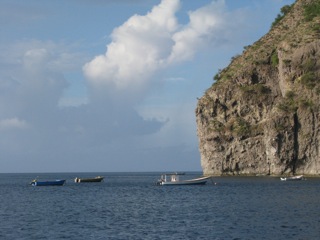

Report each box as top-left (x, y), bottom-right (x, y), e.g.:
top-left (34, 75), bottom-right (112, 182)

top-left (280, 175), bottom-right (305, 181)
top-left (156, 173), bottom-right (211, 186)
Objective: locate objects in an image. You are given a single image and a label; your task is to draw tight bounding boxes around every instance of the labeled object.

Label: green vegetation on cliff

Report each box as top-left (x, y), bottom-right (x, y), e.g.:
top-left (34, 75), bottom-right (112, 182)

top-left (271, 4), bottom-right (293, 28)
top-left (304, 1), bottom-right (320, 21)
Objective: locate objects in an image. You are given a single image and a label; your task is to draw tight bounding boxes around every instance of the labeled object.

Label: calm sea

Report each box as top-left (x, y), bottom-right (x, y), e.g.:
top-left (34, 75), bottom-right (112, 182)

top-left (0, 172), bottom-right (319, 240)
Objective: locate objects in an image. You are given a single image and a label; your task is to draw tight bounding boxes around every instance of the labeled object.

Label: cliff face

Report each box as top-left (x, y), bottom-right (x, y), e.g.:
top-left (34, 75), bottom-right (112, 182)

top-left (196, 0), bottom-right (320, 176)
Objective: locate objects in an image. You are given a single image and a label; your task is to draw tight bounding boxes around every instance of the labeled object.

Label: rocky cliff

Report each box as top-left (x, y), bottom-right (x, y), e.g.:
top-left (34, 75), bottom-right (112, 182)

top-left (196, 0), bottom-right (320, 176)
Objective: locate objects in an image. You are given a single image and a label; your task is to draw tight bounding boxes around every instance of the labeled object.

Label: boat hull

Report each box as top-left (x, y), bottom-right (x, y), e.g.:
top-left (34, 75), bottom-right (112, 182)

top-left (31, 180), bottom-right (66, 186)
top-left (158, 176), bottom-right (211, 186)
top-left (280, 175), bottom-right (305, 181)
top-left (75, 176), bottom-right (104, 183)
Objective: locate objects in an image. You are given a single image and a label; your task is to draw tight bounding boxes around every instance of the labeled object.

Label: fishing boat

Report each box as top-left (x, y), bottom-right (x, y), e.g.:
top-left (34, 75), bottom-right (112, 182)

top-left (280, 175), bottom-right (305, 181)
top-left (74, 176), bottom-right (104, 183)
top-left (30, 179), bottom-right (66, 186)
top-left (156, 173), bottom-right (211, 186)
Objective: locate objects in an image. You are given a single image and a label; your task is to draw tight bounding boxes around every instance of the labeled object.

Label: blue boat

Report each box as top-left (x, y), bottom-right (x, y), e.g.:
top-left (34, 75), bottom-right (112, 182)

top-left (30, 179), bottom-right (66, 186)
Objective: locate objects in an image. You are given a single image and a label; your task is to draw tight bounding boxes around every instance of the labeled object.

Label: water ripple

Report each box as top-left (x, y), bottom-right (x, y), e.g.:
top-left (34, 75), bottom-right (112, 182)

top-left (0, 173), bottom-right (319, 239)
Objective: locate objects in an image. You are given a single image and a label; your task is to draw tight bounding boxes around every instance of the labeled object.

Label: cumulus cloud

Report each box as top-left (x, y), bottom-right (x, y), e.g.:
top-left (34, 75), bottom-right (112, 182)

top-left (83, 0), bottom-right (180, 91)
top-left (168, 0), bottom-right (227, 63)
top-left (83, 0), bottom-right (244, 98)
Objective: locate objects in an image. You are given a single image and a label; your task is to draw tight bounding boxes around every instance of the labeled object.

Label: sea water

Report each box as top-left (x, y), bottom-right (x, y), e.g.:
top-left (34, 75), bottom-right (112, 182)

top-left (0, 172), bottom-right (319, 239)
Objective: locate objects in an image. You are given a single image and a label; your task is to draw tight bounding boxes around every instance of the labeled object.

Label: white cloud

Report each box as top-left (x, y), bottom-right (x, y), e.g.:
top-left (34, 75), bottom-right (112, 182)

top-left (168, 0), bottom-right (227, 63)
top-left (83, 0), bottom-right (242, 96)
top-left (83, 0), bottom-right (180, 91)
top-left (165, 77), bottom-right (185, 82)
top-left (0, 117), bottom-right (28, 131)
top-left (23, 48), bottom-right (51, 73)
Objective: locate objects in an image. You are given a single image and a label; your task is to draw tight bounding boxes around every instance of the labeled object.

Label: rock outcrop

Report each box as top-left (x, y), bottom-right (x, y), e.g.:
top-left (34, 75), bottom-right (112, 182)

top-left (196, 0), bottom-right (320, 176)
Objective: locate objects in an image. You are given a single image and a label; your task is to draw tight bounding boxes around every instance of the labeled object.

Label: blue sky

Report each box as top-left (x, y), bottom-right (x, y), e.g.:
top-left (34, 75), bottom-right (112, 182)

top-left (0, 0), bottom-right (295, 173)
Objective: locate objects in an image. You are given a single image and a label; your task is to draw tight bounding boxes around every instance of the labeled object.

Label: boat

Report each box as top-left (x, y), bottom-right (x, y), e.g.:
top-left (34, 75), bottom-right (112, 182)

top-left (280, 175), bottom-right (305, 181)
top-left (74, 176), bottom-right (104, 183)
top-left (30, 179), bottom-right (66, 186)
top-left (156, 173), bottom-right (211, 186)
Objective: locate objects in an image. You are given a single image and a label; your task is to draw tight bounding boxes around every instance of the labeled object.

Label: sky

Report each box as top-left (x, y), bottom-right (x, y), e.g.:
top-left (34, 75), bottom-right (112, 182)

top-left (0, 0), bottom-right (295, 173)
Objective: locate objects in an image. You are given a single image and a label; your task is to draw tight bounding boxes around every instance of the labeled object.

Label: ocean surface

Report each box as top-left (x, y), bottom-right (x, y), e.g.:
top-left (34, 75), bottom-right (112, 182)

top-left (0, 172), bottom-right (319, 240)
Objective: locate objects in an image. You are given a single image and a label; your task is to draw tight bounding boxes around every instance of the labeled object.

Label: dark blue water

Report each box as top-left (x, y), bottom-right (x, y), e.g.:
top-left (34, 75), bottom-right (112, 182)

top-left (0, 172), bottom-right (319, 239)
